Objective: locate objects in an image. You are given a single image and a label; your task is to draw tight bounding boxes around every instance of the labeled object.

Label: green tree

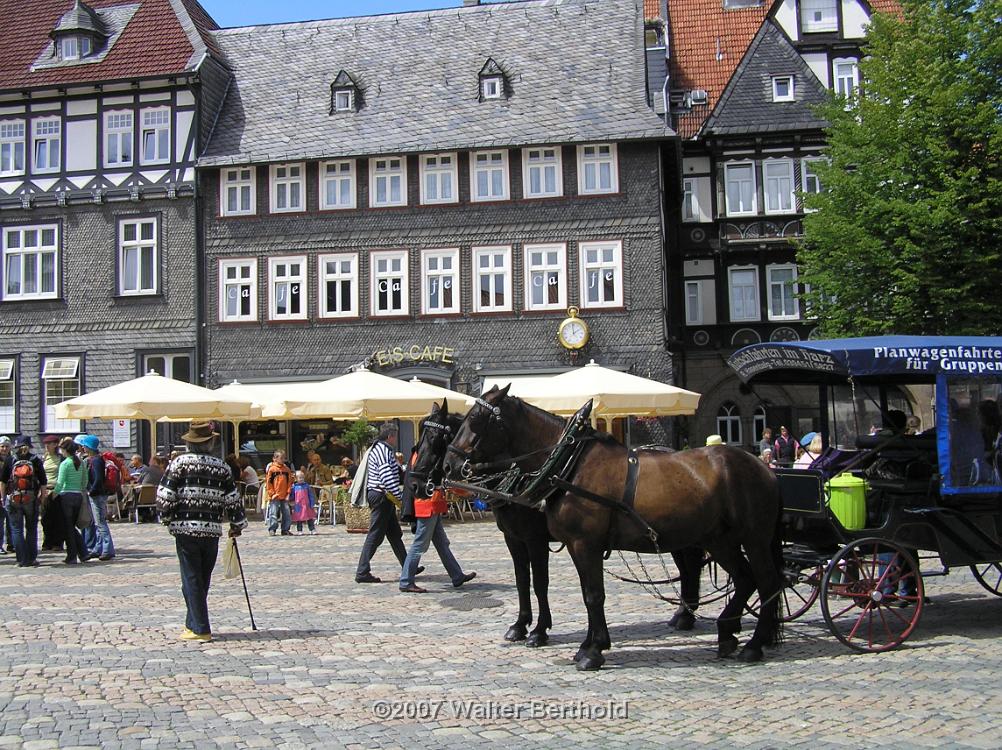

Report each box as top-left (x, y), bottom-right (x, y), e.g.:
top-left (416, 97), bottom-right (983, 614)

top-left (799, 0), bottom-right (1002, 336)
top-left (341, 419), bottom-right (376, 456)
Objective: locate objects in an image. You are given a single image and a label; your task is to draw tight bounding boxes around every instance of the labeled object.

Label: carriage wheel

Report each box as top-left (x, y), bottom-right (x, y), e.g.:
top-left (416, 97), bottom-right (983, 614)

top-left (970, 563), bottom-right (1002, 596)
top-left (820, 538), bottom-right (923, 652)
top-left (746, 563), bottom-right (822, 622)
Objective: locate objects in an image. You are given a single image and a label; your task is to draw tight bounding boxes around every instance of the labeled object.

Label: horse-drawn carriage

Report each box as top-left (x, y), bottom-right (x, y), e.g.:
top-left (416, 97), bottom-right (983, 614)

top-left (728, 336), bottom-right (1002, 651)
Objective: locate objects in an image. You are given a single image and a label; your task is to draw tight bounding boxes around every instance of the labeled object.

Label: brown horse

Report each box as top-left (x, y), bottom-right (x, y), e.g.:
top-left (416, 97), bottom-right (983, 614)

top-left (443, 385), bottom-right (784, 671)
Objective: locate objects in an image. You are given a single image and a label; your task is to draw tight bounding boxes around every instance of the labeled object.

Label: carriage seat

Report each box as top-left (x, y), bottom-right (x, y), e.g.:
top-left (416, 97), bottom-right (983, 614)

top-left (856, 433), bottom-right (938, 482)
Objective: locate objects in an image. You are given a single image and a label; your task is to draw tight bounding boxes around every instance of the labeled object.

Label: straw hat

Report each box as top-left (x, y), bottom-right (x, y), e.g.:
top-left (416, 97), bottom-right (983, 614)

top-left (705, 434), bottom-right (724, 446)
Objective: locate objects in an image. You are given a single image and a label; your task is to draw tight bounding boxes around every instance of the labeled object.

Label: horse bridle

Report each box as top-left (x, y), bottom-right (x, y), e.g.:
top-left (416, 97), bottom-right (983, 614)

top-left (446, 397), bottom-right (505, 479)
top-left (412, 417), bottom-right (454, 496)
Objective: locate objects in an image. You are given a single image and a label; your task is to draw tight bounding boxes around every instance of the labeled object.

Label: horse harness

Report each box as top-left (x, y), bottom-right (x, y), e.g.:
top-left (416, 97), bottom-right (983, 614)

top-left (445, 398), bottom-right (660, 546)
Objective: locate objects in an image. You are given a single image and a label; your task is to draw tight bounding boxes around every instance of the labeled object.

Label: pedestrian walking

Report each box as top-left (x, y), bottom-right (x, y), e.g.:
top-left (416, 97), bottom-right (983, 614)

top-left (354, 423), bottom-right (408, 583)
top-left (265, 451), bottom-right (293, 537)
top-left (290, 470), bottom-right (318, 535)
top-left (156, 422), bottom-right (246, 643)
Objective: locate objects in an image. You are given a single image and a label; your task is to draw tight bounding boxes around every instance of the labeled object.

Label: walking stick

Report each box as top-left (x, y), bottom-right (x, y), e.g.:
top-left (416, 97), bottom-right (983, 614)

top-left (231, 536), bottom-right (257, 631)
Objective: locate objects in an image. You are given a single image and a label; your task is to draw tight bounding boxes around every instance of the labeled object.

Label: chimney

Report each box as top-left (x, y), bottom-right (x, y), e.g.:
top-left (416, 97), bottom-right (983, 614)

top-left (463, 0), bottom-right (481, 6)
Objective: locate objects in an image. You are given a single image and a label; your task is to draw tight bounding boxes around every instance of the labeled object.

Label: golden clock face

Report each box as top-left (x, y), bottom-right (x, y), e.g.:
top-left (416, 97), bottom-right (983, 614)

top-left (558, 317), bottom-right (589, 349)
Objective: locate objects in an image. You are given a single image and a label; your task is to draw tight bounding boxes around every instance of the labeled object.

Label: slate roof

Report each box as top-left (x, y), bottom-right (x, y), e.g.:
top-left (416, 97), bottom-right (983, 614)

top-left (666, 0), bottom-right (769, 139)
top-left (701, 19), bottom-right (829, 135)
top-left (0, 0), bottom-right (221, 90)
top-left (198, 0), bottom-right (671, 167)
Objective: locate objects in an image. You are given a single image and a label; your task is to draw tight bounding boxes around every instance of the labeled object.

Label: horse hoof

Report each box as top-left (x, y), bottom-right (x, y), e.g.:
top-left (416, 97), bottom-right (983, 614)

top-left (504, 626), bottom-right (528, 642)
top-left (717, 636), bottom-right (739, 659)
top-left (572, 647), bottom-right (586, 662)
top-left (526, 632), bottom-right (549, 648)
top-left (737, 646), bottom-right (764, 663)
top-left (672, 612), bottom-right (696, 632)
top-left (576, 654), bottom-right (605, 671)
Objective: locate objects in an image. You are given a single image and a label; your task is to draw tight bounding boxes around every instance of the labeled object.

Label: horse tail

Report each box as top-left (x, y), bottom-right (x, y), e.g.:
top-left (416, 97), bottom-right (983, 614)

top-left (766, 480), bottom-right (785, 647)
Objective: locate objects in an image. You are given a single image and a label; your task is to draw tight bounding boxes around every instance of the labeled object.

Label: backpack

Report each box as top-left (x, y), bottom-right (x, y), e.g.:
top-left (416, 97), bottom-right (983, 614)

top-left (102, 452), bottom-right (122, 494)
top-left (349, 447), bottom-right (372, 508)
top-left (10, 459), bottom-right (37, 503)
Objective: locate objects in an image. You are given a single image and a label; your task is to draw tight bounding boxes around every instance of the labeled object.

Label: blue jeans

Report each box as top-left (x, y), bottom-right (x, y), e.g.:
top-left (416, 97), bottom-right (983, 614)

top-left (0, 500), bottom-right (8, 549)
top-left (267, 500), bottom-right (291, 534)
top-left (5, 497), bottom-right (39, 566)
top-left (176, 535), bottom-right (219, 635)
top-left (400, 513), bottom-right (464, 588)
top-left (87, 495), bottom-right (115, 558)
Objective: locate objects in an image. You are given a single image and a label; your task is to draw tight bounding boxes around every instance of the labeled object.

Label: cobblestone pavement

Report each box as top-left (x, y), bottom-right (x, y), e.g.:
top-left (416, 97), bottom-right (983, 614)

top-left (1, 515), bottom-right (1001, 749)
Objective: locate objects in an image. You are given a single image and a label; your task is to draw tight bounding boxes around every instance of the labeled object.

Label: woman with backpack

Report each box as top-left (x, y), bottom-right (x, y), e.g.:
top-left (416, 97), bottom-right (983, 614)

top-left (79, 435), bottom-right (115, 561)
top-left (52, 437), bottom-right (90, 565)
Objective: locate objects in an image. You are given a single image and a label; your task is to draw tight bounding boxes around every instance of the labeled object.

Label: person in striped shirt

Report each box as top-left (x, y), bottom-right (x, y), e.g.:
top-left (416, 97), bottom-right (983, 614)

top-left (354, 423), bottom-right (409, 584)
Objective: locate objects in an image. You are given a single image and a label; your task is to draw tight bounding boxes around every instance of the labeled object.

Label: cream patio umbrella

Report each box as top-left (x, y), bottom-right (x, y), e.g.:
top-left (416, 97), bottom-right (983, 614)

top-left (213, 380), bottom-right (326, 454)
top-left (261, 368), bottom-right (461, 421)
top-left (510, 360), bottom-right (701, 418)
top-left (407, 378), bottom-right (475, 414)
top-left (55, 372), bottom-right (259, 454)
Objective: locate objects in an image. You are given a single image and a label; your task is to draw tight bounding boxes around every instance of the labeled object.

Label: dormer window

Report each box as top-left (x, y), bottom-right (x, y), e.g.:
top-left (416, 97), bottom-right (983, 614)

top-left (50, 1), bottom-right (107, 63)
top-left (330, 70), bottom-right (361, 114)
top-left (772, 76), bottom-right (795, 102)
top-left (800, 0), bottom-right (838, 33)
top-left (481, 76), bottom-right (503, 100)
top-left (478, 58), bottom-right (509, 102)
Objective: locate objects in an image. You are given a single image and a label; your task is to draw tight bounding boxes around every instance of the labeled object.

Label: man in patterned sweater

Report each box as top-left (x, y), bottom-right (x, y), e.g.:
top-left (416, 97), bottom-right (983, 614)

top-left (157, 422), bottom-right (247, 642)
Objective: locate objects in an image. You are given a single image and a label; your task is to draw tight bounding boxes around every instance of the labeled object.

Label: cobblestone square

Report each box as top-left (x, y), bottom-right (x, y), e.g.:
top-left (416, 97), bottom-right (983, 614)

top-left (2, 517), bottom-right (1000, 748)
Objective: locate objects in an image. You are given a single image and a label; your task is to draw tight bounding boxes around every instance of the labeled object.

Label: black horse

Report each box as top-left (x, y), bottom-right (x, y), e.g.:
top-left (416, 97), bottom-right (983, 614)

top-left (443, 386), bottom-right (784, 671)
top-left (410, 399), bottom-right (709, 649)
top-left (410, 399), bottom-right (554, 646)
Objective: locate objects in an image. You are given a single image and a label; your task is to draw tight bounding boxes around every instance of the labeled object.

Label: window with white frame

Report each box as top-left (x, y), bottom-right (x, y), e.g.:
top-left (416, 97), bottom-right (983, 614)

top-left (682, 178), bottom-right (698, 222)
top-left (320, 160), bottom-right (356, 210)
top-left (42, 356), bottom-right (80, 433)
top-left (421, 248), bottom-right (460, 315)
top-left (143, 353), bottom-right (191, 382)
top-left (104, 111), bottom-right (133, 167)
top-left (369, 157), bottom-right (407, 207)
top-left (579, 241), bottom-right (623, 309)
top-left (524, 243), bottom-right (567, 311)
top-left (420, 154), bottom-right (458, 205)
top-left (801, 0), bottom-right (838, 32)
top-left (269, 256), bottom-right (307, 320)
top-left (523, 147), bottom-right (562, 198)
top-left (270, 163), bottom-right (305, 213)
top-left (767, 264), bottom-right (799, 320)
top-left (685, 280), bottom-right (703, 325)
top-left (319, 253), bottom-right (358, 318)
top-left (728, 266), bottom-right (760, 322)
top-left (771, 76), bottom-right (795, 102)
top-left (333, 89), bottom-right (354, 112)
top-left (32, 118), bottom-right (61, 173)
top-left (0, 122), bottom-right (25, 176)
top-left (724, 162), bottom-right (756, 216)
top-left (118, 217), bottom-right (158, 295)
top-left (371, 250), bottom-right (408, 316)
top-left (470, 150), bottom-right (509, 202)
top-left (220, 166), bottom-right (256, 216)
top-left (472, 245), bottom-right (512, 312)
top-left (219, 259), bottom-right (257, 322)
top-left (3, 224), bottom-right (58, 300)
top-left (801, 158), bottom-right (825, 209)
top-left (481, 75), bottom-right (503, 100)
top-left (834, 59), bottom-right (859, 97)
top-left (763, 159), bottom-right (795, 214)
top-left (0, 359), bottom-right (14, 433)
top-left (140, 107), bottom-right (170, 164)
top-left (717, 402), bottom-right (742, 445)
top-left (577, 144), bottom-right (618, 195)
top-left (60, 35), bottom-right (92, 60)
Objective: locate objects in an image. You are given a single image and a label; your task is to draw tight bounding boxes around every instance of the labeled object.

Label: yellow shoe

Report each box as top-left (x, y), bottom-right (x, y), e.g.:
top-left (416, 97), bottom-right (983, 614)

top-left (180, 628), bottom-right (212, 642)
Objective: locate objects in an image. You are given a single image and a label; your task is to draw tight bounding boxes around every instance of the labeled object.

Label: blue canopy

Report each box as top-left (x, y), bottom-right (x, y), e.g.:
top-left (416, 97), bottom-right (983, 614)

top-left (728, 336), bottom-right (1002, 385)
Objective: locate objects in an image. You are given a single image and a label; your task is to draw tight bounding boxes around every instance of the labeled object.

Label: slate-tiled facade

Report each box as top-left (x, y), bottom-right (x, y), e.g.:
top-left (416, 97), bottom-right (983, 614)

top-left (661, 0), bottom-right (900, 448)
top-left (198, 0), bottom-right (677, 446)
top-left (0, 0), bottom-right (227, 452)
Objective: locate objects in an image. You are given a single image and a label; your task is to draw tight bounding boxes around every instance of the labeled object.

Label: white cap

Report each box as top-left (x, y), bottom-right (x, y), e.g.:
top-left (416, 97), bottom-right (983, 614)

top-left (0, 436), bottom-right (10, 445)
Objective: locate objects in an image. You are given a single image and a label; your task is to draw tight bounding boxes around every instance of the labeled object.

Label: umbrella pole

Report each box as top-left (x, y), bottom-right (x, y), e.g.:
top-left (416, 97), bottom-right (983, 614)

top-left (233, 420), bottom-right (242, 457)
top-left (149, 419), bottom-right (157, 459)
